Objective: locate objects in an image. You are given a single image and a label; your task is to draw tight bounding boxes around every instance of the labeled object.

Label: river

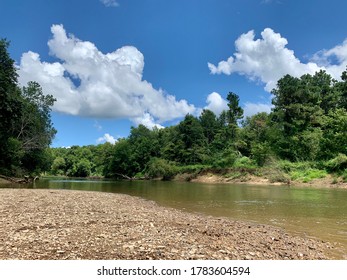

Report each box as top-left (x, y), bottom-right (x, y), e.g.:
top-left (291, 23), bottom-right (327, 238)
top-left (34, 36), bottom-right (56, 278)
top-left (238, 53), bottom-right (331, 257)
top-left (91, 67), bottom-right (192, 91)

top-left (9, 178), bottom-right (347, 258)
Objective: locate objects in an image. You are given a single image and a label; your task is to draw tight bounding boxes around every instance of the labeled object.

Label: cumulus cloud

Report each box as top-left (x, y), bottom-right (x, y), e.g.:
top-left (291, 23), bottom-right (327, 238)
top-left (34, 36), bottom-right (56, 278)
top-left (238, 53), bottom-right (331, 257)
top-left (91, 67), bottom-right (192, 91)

top-left (131, 113), bottom-right (165, 130)
top-left (243, 102), bottom-right (273, 118)
top-left (204, 92), bottom-right (228, 116)
top-left (100, 0), bottom-right (119, 7)
top-left (203, 92), bottom-right (272, 118)
top-left (18, 24), bottom-right (196, 128)
top-left (208, 28), bottom-right (347, 91)
top-left (97, 133), bottom-right (117, 144)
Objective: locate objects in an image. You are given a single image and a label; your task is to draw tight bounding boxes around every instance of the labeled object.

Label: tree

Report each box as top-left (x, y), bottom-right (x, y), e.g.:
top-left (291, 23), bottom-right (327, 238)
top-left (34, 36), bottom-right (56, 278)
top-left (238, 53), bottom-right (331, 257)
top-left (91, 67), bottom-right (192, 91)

top-left (221, 92), bottom-right (244, 141)
top-left (336, 67), bottom-right (347, 109)
top-left (128, 125), bottom-right (160, 174)
top-left (0, 39), bottom-right (22, 172)
top-left (270, 73), bottom-right (326, 160)
top-left (0, 39), bottom-right (56, 175)
top-left (51, 156), bottom-right (66, 175)
top-left (199, 109), bottom-right (220, 144)
top-left (145, 158), bottom-right (177, 180)
top-left (14, 82), bottom-right (56, 152)
top-left (320, 108), bottom-right (347, 158)
top-left (105, 139), bottom-right (136, 178)
top-left (74, 158), bottom-right (92, 177)
top-left (176, 114), bottom-right (208, 164)
top-left (240, 112), bottom-right (271, 163)
top-left (226, 92), bottom-right (244, 126)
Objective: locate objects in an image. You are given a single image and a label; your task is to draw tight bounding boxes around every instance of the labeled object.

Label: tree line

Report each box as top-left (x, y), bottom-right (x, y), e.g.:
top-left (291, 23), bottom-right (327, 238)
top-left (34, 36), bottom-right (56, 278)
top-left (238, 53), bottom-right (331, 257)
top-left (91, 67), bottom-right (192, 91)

top-left (1, 38), bottom-right (347, 182)
top-left (50, 69), bottom-right (347, 182)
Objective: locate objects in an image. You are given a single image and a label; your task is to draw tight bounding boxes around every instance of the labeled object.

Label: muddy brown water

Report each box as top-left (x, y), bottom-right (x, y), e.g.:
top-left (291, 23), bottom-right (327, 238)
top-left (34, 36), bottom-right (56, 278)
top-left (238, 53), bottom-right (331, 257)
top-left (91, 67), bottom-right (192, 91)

top-left (4, 179), bottom-right (347, 258)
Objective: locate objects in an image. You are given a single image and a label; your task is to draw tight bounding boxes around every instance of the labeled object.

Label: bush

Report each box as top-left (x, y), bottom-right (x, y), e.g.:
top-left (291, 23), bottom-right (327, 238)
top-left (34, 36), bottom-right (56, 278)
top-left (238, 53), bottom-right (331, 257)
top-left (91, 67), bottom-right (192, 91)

top-left (279, 160), bottom-right (313, 173)
top-left (251, 143), bottom-right (270, 166)
top-left (145, 158), bottom-right (178, 180)
top-left (290, 168), bottom-right (327, 183)
top-left (324, 154), bottom-right (347, 172)
top-left (74, 158), bottom-right (92, 177)
top-left (233, 156), bottom-right (257, 169)
top-left (268, 170), bottom-right (290, 184)
top-left (342, 171), bottom-right (347, 183)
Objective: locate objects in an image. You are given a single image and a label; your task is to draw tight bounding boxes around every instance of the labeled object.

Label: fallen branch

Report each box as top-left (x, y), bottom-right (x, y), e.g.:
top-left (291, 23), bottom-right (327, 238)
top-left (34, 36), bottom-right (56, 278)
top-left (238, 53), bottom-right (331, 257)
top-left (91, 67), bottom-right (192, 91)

top-left (0, 174), bottom-right (38, 184)
top-left (114, 173), bottom-right (134, 180)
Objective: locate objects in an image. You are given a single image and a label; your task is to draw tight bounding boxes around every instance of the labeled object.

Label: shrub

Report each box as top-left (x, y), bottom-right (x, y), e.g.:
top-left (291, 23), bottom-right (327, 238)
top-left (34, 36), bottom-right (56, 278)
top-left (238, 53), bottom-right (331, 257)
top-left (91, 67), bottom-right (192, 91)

top-left (145, 158), bottom-right (178, 180)
top-left (268, 170), bottom-right (290, 184)
top-left (251, 143), bottom-right (270, 167)
top-left (325, 154), bottom-right (347, 172)
top-left (233, 156), bottom-right (257, 169)
top-left (290, 168), bottom-right (327, 183)
top-left (342, 171), bottom-right (347, 183)
top-left (211, 149), bottom-right (238, 168)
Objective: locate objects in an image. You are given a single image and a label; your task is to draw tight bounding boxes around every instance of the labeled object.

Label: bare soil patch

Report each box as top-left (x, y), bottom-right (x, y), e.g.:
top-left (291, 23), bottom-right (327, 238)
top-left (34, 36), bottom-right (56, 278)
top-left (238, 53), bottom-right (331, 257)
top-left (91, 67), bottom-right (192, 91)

top-left (191, 173), bottom-right (347, 189)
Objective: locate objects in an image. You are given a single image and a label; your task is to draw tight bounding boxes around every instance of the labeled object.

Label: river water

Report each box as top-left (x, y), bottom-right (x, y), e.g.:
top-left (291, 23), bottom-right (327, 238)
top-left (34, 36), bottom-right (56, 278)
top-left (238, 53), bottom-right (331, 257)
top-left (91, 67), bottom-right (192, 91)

top-left (8, 178), bottom-right (347, 258)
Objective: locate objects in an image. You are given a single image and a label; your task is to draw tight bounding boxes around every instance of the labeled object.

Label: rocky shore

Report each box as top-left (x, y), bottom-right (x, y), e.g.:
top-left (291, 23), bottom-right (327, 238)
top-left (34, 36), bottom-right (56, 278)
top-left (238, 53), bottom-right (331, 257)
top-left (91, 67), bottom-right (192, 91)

top-left (0, 189), bottom-right (335, 260)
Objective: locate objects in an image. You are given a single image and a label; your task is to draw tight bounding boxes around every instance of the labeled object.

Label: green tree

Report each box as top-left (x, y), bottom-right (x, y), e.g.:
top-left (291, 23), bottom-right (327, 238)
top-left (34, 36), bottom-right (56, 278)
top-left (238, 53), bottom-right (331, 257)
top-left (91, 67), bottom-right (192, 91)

top-left (336, 67), bottom-right (347, 109)
top-left (145, 158), bottom-right (177, 180)
top-left (226, 92), bottom-right (244, 126)
top-left (105, 139), bottom-right (135, 178)
top-left (0, 39), bottom-right (22, 172)
top-left (240, 112), bottom-right (271, 164)
top-left (14, 82), bottom-right (56, 152)
top-left (0, 40), bottom-right (56, 175)
top-left (320, 108), bottom-right (347, 158)
top-left (74, 158), bottom-right (92, 177)
top-left (128, 125), bottom-right (160, 174)
top-left (176, 114), bottom-right (208, 164)
top-left (51, 156), bottom-right (66, 175)
top-left (270, 73), bottom-right (326, 160)
top-left (199, 109), bottom-right (220, 144)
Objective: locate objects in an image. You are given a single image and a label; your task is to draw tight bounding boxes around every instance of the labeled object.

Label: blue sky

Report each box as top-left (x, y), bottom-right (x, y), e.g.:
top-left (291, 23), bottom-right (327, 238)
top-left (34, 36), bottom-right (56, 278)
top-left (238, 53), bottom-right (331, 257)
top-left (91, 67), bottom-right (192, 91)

top-left (1, 0), bottom-right (347, 147)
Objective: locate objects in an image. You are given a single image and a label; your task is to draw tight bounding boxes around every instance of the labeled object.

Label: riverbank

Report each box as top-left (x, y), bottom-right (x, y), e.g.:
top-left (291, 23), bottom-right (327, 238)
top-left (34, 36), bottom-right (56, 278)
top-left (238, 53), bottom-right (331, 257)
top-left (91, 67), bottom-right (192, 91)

top-left (183, 172), bottom-right (347, 189)
top-left (0, 188), bottom-right (337, 260)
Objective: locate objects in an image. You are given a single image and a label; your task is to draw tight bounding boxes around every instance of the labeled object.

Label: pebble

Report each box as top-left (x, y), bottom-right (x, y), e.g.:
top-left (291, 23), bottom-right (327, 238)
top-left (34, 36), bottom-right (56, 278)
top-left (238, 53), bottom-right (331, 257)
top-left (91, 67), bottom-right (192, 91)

top-left (0, 189), bottom-right (333, 260)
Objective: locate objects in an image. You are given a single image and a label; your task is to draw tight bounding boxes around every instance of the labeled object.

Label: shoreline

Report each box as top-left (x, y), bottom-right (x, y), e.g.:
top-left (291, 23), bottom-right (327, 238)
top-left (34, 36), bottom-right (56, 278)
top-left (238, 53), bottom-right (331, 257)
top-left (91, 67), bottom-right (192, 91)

top-left (0, 188), bottom-right (339, 260)
top-left (2, 171), bottom-right (347, 189)
top-left (186, 173), bottom-right (347, 189)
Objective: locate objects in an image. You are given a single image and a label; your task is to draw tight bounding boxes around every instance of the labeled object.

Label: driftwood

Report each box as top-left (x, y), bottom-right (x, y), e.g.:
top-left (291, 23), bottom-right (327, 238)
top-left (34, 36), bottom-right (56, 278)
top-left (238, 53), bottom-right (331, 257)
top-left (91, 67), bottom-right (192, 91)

top-left (114, 173), bottom-right (149, 180)
top-left (0, 175), bottom-right (39, 184)
top-left (114, 173), bottom-right (134, 180)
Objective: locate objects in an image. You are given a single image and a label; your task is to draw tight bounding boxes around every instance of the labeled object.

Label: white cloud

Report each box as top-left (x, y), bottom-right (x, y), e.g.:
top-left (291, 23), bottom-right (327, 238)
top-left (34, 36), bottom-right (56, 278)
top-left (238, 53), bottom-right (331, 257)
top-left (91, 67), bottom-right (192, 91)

top-left (204, 92), bottom-right (272, 118)
top-left (243, 102), bottom-right (273, 118)
top-left (100, 0), bottom-right (119, 7)
top-left (18, 24), bottom-right (196, 128)
top-left (208, 28), bottom-right (347, 91)
top-left (311, 39), bottom-right (347, 79)
top-left (97, 133), bottom-right (117, 144)
top-left (132, 113), bottom-right (165, 130)
top-left (204, 92), bottom-right (228, 116)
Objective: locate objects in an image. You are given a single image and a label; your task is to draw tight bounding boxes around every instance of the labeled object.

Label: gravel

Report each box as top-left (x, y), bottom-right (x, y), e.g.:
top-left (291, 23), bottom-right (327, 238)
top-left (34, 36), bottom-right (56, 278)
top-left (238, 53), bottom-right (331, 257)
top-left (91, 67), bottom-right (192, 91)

top-left (0, 189), bottom-right (334, 260)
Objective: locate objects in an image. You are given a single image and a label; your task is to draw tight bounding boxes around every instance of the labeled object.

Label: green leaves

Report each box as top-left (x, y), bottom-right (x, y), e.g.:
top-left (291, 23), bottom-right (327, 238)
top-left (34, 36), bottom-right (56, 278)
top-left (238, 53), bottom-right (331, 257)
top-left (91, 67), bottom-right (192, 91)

top-left (0, 39), bottom-right (56, 175)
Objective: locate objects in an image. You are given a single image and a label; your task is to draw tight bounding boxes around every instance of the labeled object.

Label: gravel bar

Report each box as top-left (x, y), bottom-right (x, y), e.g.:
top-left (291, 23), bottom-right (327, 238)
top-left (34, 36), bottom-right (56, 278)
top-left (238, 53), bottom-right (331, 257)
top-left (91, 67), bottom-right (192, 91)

top-left (0, 189), bottom-right (335, 260)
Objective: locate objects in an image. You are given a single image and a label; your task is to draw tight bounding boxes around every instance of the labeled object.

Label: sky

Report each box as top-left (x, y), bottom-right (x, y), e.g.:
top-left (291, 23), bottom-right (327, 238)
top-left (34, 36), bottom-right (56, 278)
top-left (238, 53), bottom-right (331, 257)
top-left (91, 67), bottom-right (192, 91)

top-left (1, 0), bottom-right (347, 147)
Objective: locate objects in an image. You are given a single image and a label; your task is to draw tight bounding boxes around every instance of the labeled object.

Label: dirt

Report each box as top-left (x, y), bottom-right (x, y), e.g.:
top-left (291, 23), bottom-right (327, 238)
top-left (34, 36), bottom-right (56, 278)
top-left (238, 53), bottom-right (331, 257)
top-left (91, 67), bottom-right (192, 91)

top-left (190, 173), bottom-right (347, 189)
top-left (0, 188), bottom-right (337, 260)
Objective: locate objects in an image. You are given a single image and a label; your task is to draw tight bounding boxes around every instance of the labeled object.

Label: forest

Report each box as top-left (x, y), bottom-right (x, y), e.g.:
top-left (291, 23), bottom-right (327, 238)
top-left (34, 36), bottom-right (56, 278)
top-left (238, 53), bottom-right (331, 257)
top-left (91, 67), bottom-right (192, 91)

top-left (1, 39), bottom-right (347, 183)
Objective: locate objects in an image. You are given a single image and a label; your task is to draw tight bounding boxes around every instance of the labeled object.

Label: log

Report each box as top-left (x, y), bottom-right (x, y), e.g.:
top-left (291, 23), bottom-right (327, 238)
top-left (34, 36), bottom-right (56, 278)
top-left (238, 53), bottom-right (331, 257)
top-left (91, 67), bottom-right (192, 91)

top-left (0, 174), bottom-right (38, 184)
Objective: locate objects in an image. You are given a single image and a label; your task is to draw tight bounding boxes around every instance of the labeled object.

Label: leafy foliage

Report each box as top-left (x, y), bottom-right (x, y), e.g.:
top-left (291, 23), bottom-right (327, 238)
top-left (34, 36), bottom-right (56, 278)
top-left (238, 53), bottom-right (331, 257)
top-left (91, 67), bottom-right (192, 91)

top-left (0, 39), bottom-right (56, 176)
